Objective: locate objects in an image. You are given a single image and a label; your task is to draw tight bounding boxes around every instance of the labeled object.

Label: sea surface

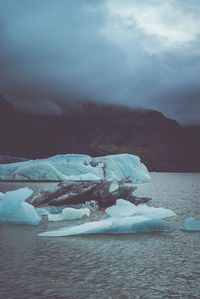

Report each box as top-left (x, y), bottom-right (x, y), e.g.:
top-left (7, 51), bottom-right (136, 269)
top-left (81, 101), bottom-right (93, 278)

top-left (0, 173), bottom-right (200, 299)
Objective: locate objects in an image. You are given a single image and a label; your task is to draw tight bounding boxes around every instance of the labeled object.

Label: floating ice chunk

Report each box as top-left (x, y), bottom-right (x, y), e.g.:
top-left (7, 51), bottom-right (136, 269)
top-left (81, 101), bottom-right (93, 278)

top-left (39, 200), bottom-right (175, 237)
top-left (39, 216), bottom-right (169, 237)
top-left (105, 199), bottom-right (176, 219)
top-left (180, 217), bottom-right (200, 231)
top-left (0, 153), bottom-right (150, 183)
top-left (36, 207), bottom-right (49, 216)
top-left (40, 219), bottom-right (112, 237)
top-left (48, 207), bottom-right (90, 222)
top-left (0, 187), bottom-right (41, 225)
top-left (107, 216), bottom-right (169, 234)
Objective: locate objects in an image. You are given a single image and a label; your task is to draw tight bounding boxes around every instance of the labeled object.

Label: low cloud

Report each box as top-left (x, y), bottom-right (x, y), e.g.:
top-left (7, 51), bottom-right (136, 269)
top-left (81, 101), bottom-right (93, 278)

top-left (0, 0), bottom-right (199, 124)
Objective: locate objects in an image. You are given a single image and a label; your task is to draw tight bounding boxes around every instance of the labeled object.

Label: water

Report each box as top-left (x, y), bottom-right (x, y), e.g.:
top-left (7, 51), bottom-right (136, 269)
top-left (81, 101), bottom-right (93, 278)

top-left (0, 173), bottom-right (200, 298)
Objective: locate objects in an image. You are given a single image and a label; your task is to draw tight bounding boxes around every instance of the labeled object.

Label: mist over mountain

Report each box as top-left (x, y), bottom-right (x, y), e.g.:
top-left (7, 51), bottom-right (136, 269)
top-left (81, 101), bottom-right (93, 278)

top-left (0, 0), bottom-right (200, 125)
top-left (0, 95), bottom-right (199, 171)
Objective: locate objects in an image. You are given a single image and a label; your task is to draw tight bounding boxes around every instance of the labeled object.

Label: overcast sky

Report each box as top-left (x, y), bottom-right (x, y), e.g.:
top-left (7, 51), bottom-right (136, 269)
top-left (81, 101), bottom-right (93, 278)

top-left (0, 0), bottom-right (200, 124)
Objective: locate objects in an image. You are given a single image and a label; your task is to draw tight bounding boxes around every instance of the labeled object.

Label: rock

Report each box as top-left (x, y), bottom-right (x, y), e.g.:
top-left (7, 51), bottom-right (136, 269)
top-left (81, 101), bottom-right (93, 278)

top-left (31, 178), bottom-right (152, 208)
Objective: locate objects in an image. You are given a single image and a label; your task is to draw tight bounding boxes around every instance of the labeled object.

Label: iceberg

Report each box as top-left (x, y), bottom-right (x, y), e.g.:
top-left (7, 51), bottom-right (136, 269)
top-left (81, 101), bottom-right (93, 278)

top-left (179, 217), bottom-right (200, 231)
top-left (0, 153), bottom-right (150, 183)
top-left (0, 187), bottom-right (41, 225)
top-left (39, 199), bottom-right (175, 237)
top-left (48, 207), bottom-right (90, 221)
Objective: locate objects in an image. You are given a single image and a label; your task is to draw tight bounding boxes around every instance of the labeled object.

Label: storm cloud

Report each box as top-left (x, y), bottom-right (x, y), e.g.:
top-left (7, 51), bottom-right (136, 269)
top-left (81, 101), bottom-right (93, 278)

top-left (0, 0), bottom-right (200, 124)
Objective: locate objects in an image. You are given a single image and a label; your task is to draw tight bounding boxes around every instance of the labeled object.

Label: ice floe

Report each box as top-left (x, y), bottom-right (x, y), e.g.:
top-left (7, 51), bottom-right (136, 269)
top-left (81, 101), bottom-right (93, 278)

top-left (39, 199), bottom-right (176, 237)
top-left (179, 217), bottom-right (200, 231)
top-left (0, 187), bottom-right (41, 225)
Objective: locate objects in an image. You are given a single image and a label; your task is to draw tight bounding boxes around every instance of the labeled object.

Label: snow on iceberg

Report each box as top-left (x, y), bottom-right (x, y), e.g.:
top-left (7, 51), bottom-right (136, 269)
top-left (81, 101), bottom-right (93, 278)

top-left (0, 153), bottom-right (150, 183)
top-left (48, 207), bottom-right (90, 222)
top-left (179, 217), bottom-right (200, 231)
top-left (39, 199), bottom-right (175, 237)
top-left (0, 187), bottom-right (41, 225)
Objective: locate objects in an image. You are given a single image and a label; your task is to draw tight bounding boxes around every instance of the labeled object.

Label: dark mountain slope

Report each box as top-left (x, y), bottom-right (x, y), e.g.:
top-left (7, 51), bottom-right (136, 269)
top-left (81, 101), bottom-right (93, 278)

top-left (33, 103), bottom-right (185, 171)
top-left (0, 96), bottom-right (199, 171)
top-left (0, 95), bottom-right (104, 158)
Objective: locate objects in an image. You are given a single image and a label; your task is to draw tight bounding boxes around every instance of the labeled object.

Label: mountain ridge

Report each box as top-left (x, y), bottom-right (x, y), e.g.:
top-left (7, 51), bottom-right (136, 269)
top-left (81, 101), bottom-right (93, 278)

top-left (0, 95), bottom-right (199, 171)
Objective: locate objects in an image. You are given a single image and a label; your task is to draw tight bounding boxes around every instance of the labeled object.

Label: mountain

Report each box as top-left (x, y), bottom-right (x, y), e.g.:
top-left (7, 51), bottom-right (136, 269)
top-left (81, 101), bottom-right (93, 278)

top-left (0, 95), bottom-right (105, 158)
top-left (0, 95), bottom-right (199, 171)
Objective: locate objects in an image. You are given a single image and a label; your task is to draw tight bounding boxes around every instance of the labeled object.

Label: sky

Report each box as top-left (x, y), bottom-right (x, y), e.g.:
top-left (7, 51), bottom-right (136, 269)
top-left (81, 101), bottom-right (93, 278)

top-left (0, 0), bottom-right (200, 124)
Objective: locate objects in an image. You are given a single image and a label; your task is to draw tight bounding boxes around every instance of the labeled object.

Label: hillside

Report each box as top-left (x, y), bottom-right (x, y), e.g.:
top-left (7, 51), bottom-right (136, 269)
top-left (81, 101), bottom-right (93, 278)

top-left (0, 95), bottom-right (104, 158)
top-left (0, 95), bottom-right (199, 171)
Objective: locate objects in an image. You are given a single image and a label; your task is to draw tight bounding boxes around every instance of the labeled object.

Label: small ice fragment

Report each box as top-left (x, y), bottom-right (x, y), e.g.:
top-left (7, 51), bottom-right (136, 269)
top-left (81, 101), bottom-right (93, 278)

top-left (180, 217), bottom-right (200, 231)
top-left (48, 207), bottom-right (90, 222)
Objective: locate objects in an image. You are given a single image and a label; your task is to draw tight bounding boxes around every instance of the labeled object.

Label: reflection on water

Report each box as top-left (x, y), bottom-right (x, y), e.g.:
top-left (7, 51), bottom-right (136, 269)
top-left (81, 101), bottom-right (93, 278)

top-left (0, 173), bottom-right (200, 298)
